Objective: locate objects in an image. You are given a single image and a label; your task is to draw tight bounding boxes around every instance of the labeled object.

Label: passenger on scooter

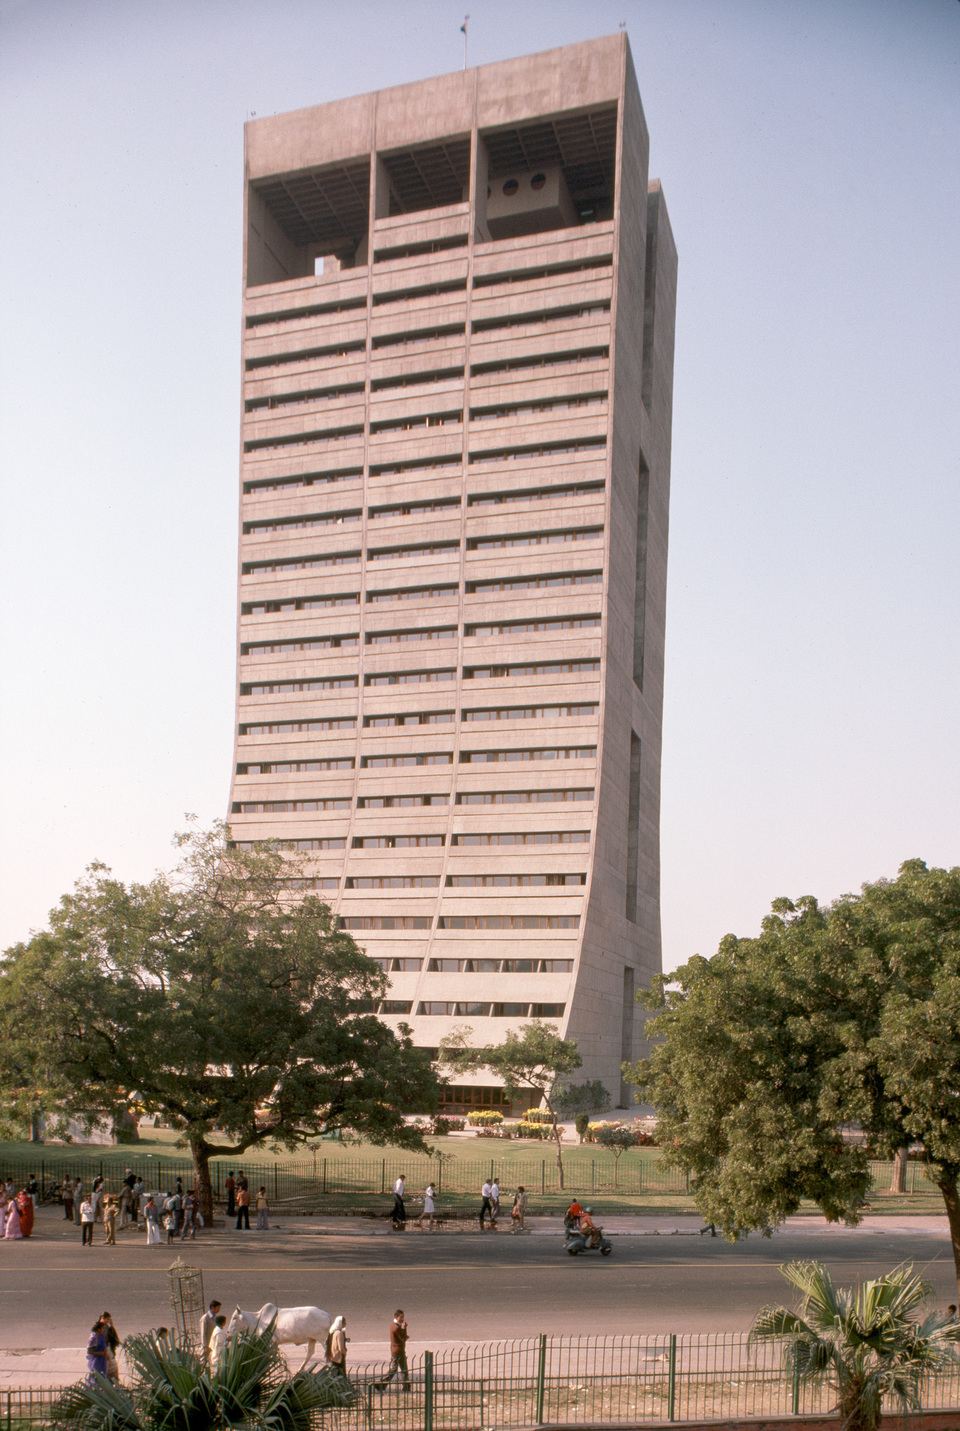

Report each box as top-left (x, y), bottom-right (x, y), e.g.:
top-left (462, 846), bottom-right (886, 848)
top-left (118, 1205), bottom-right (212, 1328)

top-left (564, 1200), bottom-right (583, 1233)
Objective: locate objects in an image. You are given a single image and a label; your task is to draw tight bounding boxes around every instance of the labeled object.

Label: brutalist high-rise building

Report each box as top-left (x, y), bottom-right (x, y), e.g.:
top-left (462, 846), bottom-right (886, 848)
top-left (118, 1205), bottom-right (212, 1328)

top-left (229, 33), bottom-right (677, 1110)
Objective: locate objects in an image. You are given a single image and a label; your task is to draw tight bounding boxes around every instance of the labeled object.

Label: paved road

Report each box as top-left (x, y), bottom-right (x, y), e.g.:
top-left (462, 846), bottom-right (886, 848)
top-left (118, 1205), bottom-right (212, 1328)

top-left (3, 1210), bottom-right (957, 1360)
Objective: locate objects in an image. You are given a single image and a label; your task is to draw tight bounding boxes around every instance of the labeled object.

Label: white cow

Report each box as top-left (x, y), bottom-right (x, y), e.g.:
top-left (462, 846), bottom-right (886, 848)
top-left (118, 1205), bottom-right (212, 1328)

top-left (227, 1303), bottom-right (332, 1370)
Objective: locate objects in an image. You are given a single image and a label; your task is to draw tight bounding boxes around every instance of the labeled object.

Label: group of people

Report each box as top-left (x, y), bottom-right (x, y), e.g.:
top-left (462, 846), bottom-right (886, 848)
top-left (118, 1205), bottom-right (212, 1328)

top-left (390, 1175), bottom-right (437, 1231)
top-left (85, 1311), bottom-right (122, 1385)
top-left (0, 1176), bottom-right (37, 1239)
top-left (480, 1179), bottom-right (528, 1231)
top-left (389, 1175), bottom-right (528, 1233)
top-left (224, 1172), bottom-right (271, 1231)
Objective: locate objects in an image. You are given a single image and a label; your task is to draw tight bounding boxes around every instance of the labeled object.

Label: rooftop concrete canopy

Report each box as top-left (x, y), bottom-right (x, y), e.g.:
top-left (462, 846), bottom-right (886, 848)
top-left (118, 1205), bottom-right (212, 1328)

top-left (231, 33), bottom-right (676, 1112)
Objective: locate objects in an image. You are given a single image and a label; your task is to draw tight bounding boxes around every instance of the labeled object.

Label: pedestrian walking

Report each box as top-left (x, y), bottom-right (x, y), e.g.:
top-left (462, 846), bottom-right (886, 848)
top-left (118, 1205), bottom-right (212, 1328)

top-left (479, 1179), bottom-right (494, 1230)
top-left (4, 1197), bottom-right (22, 1239)
top-left (131, 1176), bottom-right (144, 1222)
top-left (103, 1195), bottom-right (118, 1245)
top-left (182, 1189), bottom-right (199, 1239)
top-left (375, 1310), bottom-right (410, 1389)
top-left (419, 1183), bottom-right (436, 1232)
top-left (490, 1179), bottom-right (500, 1225)
top-left (61, 1175), bottom-right (74, 1222)
top-left (26, 1175), bottom-right (39, 1209)
top-left (511, 1186), bottom-right (528, 1232)
top-left (199, 1300), bottom-right (222, 1365)
top-left (326, 1314), bottom-right (350, 1378)
top-left (86, 1320), bottom-right (108, 1385)
top-left (391, 1174), bottom-right (406, 1230)
top-left (235, 1183), bottom-right (251, 1231)
top-left (256, 1186), bottom-right (269, 1231)
top-left (163, 1201), bottom-right (177, 1244)
top-left (91, 1175), bottom-right (105, 1219)
top-left (73, 1176), bottom-right (83, 1225)
top-left (100, 1312), bottom-right (121, 1383)
top-left (225, 1172), bottom-right (236, 1218)
top-left (208, 1316), bottom-right (228, 1370)
top-left (143, 1196), bottom-right (161, 1245)
top-left (17, 1189), bottom-right (34, 1239)
top-left (80, 1196), bottom-right (95, 1246)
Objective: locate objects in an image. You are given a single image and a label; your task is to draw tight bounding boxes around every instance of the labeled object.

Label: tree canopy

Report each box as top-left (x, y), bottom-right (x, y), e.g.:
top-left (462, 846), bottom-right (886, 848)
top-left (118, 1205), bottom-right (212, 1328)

top-left (442, 1020), bottom-right (588, 1187)
top-left (627, 859), bottom-right (960, 1295)
top-left (0, 825), bottom-right (439, 1217)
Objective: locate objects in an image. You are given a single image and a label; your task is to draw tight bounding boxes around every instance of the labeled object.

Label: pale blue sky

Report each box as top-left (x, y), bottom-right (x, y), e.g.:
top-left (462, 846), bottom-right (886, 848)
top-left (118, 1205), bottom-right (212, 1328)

top-left (1, 0), bottom-right (958, 967)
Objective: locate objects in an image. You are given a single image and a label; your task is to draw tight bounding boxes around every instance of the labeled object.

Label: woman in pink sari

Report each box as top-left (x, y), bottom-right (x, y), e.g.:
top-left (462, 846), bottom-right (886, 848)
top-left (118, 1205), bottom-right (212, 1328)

top-left (3, 1197), bottom-right (22, 1239)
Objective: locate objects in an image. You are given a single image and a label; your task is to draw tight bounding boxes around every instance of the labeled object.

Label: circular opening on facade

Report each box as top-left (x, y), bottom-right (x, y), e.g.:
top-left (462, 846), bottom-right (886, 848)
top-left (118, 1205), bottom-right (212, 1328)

top-left (502, 178), bottom-right (519, 196)
top-left (530, 172), bottom-right (547, 191)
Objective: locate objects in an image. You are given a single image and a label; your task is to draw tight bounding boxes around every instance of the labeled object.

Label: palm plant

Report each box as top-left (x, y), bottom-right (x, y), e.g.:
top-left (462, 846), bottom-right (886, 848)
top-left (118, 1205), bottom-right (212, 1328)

top-left (750, 1260), bottom-right (960, 1431)
top-left (53, 1325), bottom-right (356, 1431)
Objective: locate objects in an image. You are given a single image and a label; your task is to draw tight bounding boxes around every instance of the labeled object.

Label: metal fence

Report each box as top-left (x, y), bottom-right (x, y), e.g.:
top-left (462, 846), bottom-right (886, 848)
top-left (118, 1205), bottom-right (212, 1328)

top-left (0, 1149), bottom-right (935, 1209)
top-left (8, 1333), bottom-right (960, 1428)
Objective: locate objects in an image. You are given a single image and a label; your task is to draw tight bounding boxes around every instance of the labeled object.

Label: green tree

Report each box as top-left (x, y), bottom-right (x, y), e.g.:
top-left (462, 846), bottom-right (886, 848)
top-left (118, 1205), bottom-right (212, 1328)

top-left (553, 1079), bottom-right (610, 1121)
top-left (574, 1112), bottom-right (590, 1144)
top-left (750, 1261), bottom-right (960, 1431)
top-left (627, 860), bottom-right (960, 1296)
top-left (54, 1323), bottom-right (355, 1430)
top-left (594, 1124), bottom-right (635, 1187)
top-left (442, 1021), bottom-right (582, 1188)
top-left (0, 826), bottom-right (439, 1221)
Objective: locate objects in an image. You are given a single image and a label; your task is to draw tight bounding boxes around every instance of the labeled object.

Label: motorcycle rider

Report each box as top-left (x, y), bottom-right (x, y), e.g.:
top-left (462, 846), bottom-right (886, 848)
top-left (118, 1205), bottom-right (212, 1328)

top-left (578, 1206), bottom-right (601, 1248)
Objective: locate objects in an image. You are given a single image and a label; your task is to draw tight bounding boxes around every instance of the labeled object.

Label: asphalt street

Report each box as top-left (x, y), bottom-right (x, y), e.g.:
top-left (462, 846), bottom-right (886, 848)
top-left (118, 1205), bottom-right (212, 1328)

top-left (2, 1210), bottom-right (957, 1359)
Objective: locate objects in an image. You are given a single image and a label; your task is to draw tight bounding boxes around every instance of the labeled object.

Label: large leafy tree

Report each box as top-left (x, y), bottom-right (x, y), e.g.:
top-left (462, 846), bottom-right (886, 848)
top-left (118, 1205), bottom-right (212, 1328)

top-left (442, 1021), bottom-right (586, 1188)
top-left (627, 860), bottom-right (960, 1295)
top-left (750, 1261), bottom-right (960, 1431)
top-left (0, 826), bottom-right (439, 1219)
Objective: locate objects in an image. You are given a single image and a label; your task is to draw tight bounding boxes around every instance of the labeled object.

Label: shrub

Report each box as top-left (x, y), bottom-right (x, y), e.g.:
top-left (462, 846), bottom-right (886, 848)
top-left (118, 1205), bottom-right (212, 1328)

top-left (523, 1107), bottom-right (555, 1124)
top-left (467, 1109), bottom-right (504, 1126)
top-left (430, 1115), bottom-right (464, 1134)
top-left (575, 1112), bottom-right (590, 1142)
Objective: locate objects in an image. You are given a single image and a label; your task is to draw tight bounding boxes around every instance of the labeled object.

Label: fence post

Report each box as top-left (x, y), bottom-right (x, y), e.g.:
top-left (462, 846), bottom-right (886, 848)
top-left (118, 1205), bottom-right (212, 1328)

top-left (541, 1160), bottom-right (545, 1196)
top-left (424, 1348), bottom-right (434, 1431)
top-left (274, 1165), bottom-right (278, 1201)
top-left (591, 1160), bottom-right (595, 1193)
top-left (41, 1161), bottom-right (45, 1199)
top-left (791, 1357), bottom-right (800, 1415)
top-left (638, 1159), bottom-right (642, 1193)
top-left (381, 1159), bottom-right (385, 1194)
top-left (323, 1159), bottom-right (327, 1196)
top-left (535, 1332), bottom-right (547, 1424)
top-left (667, 1334), bottom-right (677, 1421)
top-left (685, 1170), bottom-right (690, 1194)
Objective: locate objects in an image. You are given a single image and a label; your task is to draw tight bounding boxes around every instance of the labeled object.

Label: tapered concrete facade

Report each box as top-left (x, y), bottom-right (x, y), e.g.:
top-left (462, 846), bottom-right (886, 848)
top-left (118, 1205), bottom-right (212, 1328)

top-left (228, 34), bottom-right (677, 1110)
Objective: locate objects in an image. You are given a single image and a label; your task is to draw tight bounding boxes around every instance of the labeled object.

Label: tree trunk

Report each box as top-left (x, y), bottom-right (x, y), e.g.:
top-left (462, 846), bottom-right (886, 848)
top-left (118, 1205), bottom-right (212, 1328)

top-left (553, 1127), bottom-right (565, 1190)
top-left (191, 1136), bottom-right (215, 1226)
top-left (889, 1147), bottom-right (908, 1194)
top-left (937, 1172), bottom-right (960, 1303)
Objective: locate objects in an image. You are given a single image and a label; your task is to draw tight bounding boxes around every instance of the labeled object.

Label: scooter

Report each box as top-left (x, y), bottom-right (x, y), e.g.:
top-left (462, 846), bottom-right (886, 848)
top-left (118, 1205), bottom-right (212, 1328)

top-left (563, 1223), bottom-right (613, 1256)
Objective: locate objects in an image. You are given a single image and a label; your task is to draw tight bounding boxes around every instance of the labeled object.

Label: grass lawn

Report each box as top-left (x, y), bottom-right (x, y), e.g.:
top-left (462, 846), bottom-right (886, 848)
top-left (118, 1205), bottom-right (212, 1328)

top-left (0, 1132), bottom-right (943, 1220)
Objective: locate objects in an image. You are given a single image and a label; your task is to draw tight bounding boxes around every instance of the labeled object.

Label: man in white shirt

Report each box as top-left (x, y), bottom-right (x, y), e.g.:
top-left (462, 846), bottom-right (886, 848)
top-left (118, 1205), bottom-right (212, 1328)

top-left (479, 1180), bottom-right (494, 1230)
top-left (199, 1300), bottom-right (222, 1364)
top-left (391, 1175), bottom-right (406, 1229)
top-left (490, 1180), bottom-right (500, 1225)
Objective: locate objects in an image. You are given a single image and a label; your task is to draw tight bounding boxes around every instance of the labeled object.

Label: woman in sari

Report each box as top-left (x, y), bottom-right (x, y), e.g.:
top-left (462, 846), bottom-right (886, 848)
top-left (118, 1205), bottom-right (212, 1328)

top-left (3, 1197), bottom-right (22, 1239)
top-left (16, 1190), bottom-right (33, 1238)
top-left (86, 1320), bottom-right (108, 1384)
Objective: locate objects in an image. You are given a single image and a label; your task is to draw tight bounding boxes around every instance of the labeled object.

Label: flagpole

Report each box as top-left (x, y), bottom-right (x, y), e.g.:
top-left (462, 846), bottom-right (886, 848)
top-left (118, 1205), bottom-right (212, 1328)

top-left (461, 14), bottom-right (469, 70)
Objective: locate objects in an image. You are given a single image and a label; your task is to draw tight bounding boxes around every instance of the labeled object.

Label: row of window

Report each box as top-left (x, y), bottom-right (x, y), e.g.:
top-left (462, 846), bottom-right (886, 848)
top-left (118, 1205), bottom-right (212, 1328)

top-left (244, 301), bottom-right (610, 379)
top-left (233, 790), bottom-right (594, 814)
top-left (340, 914), bottom-right (578, 931)
top-left (243, 536), bottom-right (602, 575)
top-left (244, 589), bottom-right (603, 617)
top-left (368, 957), bottom-right (574, 972)
top-left (241, 615), bottom-right (601, 656)
top-left (243, 484), bottom-right (604, 541)
top-left (241, 663), bottom-right (599, 696)
top-left (239, 705), bottom-right (598, 736)
top-left (414, 1002), bottom-right (566, 1017)
top-left (368, 347), bottom-right (609, 392)
top-left (243, 459), bottom-right (605, 506)
top-left (235, 748), bottom-right (595, 774)
top-left (275, 876), bottom-right (584, 894)
top-left (245, 257), bottom-right (612, 331)
top-left (231, 832), bottom-right (590, 851)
